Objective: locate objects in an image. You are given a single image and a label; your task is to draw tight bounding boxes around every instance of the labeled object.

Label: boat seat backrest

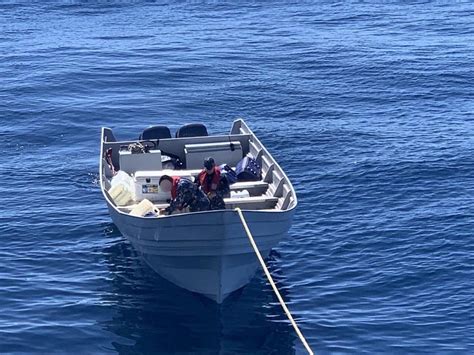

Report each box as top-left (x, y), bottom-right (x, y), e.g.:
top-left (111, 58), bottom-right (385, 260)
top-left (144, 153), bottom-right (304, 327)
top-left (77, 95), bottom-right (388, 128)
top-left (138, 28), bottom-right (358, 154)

top-left (176, 123), bottom-right (208, 138)
top-left (139, 125), bottom-right (172, 140)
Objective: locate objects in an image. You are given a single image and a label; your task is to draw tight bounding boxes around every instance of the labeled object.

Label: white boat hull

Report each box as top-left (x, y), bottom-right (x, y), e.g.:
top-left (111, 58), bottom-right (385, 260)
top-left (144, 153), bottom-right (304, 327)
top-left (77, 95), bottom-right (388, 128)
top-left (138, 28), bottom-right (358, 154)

top-left (100, 119), bottom-right (298, 303)
top-left (108, 203), bottom-right (294, 303)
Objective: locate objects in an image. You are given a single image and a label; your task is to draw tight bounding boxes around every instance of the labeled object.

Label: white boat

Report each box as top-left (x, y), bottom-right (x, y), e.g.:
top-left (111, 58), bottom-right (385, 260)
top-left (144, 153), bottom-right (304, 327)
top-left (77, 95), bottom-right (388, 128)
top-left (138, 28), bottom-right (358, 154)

top-left (99, 119), bottom-right (297, 303)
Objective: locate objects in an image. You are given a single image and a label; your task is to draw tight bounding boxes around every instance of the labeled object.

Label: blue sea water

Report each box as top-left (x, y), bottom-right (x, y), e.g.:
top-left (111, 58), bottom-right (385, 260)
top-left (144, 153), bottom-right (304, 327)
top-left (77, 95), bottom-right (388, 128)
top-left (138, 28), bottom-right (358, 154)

top-left (1, 1), bottom-right (473, 354)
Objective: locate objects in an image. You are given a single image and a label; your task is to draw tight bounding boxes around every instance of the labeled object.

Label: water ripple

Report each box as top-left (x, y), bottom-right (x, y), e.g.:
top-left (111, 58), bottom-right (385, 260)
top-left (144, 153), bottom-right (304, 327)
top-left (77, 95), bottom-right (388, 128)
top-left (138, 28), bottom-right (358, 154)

top-left (1, 2), bottom-right (473, 354)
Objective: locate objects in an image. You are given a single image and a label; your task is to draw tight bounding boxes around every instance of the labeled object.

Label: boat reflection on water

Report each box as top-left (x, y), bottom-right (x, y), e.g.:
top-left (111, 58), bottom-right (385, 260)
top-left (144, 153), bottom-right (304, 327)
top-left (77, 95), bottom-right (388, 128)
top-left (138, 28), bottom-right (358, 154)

top-left (100, 224), bottom-right (296, 354)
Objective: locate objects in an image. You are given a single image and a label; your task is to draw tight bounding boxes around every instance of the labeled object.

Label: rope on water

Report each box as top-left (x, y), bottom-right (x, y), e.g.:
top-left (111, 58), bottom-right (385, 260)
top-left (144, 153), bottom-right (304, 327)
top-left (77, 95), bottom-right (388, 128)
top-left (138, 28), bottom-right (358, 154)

top-left (235, 208), bottom-right (314, 355)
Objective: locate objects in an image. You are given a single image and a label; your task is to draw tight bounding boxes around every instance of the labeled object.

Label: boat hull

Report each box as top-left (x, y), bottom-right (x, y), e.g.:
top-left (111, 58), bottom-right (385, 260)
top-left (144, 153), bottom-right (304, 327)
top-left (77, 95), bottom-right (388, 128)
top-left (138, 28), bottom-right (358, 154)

top-left (107, 202), bottom-right (294, 303)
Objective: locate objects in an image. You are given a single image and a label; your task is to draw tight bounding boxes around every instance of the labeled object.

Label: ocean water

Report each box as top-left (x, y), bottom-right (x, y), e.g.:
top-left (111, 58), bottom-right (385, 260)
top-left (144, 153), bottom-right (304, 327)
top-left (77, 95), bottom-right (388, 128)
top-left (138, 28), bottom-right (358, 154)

top-left (1, 2), bottom-right (473, 354)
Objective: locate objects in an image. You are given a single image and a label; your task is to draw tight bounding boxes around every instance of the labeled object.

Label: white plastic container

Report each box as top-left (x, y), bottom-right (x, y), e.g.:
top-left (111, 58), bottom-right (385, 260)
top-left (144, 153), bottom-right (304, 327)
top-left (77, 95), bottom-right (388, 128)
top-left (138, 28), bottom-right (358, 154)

top-left (130, 199), bottom-right (159, 217)
top-left (230, 190), bottom-right (250, 199)
top-left (134, 174), bottom-right (170, 202)
top-left (112, 171), bottom-right (134, 190)
top-left (134, 170), bottom-right (193, 202)
top-left (110, 171), bottom-right (135, 201)
top-left (108, 183), bottom-right (133, 206)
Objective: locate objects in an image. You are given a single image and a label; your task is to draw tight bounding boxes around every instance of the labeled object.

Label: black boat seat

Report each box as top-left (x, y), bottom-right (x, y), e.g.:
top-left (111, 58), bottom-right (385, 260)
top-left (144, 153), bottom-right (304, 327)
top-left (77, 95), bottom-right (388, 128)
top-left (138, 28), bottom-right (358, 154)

top-left (175, 123), bottom-right (208, 138)
top-left (139, 125), bottom-right (172, 140)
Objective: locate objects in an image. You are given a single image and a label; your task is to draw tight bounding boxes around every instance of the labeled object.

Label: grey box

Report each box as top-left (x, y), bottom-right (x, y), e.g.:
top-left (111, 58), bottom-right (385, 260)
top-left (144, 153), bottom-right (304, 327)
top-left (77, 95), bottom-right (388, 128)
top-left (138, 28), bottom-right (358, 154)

top-left (184, 141), bottom-right (243, 169)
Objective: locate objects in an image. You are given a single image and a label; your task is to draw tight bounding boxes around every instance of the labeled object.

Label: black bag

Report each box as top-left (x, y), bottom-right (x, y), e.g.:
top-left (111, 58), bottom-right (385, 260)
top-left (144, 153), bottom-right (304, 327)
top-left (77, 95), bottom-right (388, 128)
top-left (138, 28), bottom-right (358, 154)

top-left (236, 156), bottom-right (262, 181)
top-left (160, 152), bottom-right (184, 170)
top-left (219, 164), bottom-right (238, 185)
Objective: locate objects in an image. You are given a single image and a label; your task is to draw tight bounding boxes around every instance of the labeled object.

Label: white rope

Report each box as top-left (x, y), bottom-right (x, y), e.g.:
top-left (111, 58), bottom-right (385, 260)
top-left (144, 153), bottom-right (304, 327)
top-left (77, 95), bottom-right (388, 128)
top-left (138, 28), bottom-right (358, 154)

top-left (235, 208), bottom-right (314, 355)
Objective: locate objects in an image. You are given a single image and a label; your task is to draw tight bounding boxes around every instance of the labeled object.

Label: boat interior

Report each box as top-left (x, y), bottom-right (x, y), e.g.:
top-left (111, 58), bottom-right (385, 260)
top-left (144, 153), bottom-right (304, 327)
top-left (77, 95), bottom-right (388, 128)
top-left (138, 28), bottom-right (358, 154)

top-left (101, 120), bottom-right (296, 214)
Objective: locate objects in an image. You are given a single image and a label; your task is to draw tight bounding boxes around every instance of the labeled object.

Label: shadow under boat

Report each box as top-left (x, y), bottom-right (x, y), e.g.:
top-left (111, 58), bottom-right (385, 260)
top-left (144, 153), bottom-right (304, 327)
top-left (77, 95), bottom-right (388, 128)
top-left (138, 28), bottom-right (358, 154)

top-left (99, 224), bottom-right (296, 355)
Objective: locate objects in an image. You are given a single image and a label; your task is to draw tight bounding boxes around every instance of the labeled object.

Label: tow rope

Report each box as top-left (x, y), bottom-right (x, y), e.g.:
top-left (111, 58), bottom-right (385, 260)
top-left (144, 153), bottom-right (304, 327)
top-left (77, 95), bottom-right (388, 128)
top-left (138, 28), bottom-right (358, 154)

top-left (235, 208), bottom-right (314, 355)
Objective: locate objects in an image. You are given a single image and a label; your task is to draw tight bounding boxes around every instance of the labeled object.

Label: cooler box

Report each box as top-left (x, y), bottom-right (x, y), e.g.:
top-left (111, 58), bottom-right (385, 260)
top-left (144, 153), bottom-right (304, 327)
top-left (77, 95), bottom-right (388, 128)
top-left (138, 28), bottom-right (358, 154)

top-left (184, 141), bottom-right (242, 170)
top-left (119, 149), bottom-right (162, 174)
top-left (134, 170), bottom-right (194, 202)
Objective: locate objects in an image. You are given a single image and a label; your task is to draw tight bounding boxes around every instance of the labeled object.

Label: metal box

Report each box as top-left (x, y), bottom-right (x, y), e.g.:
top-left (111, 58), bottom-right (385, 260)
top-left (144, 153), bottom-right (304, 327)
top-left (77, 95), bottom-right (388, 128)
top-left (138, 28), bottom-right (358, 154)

top-left (184, 141), bottom-right (242, 169)
top-left (119, 149), bottom-right (162, 174)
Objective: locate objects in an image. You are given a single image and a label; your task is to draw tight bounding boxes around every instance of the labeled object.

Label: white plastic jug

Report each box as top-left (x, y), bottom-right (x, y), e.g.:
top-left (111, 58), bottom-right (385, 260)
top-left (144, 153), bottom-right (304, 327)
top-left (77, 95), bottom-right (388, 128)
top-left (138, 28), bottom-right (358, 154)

top-left (108, 183), bottom-right (133, 206)
top-left (111, 171), bottom-right (133, 188)
top-left (130, 199), bottom-right (159, 217)
top-left (110, 171), bottom-right (135, 202)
